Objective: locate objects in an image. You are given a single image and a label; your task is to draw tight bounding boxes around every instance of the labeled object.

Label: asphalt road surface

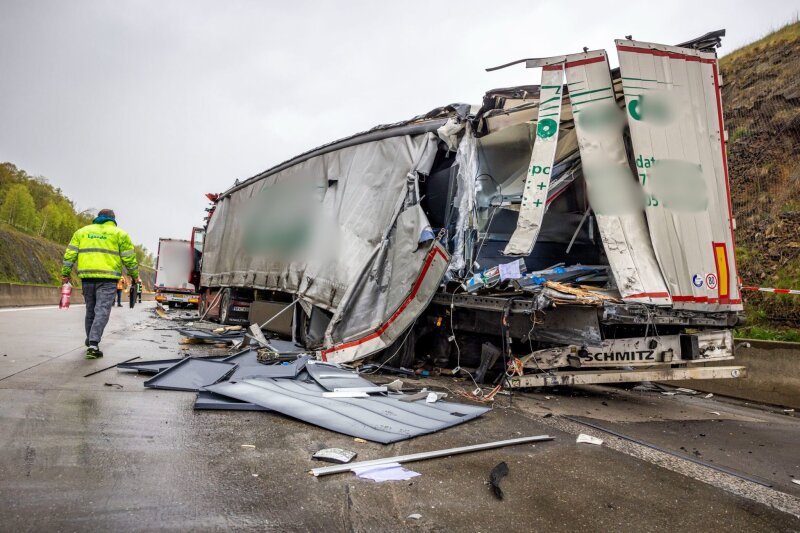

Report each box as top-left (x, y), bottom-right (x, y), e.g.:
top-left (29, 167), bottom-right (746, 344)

top-left (1, 303), bottom-right (799, 532)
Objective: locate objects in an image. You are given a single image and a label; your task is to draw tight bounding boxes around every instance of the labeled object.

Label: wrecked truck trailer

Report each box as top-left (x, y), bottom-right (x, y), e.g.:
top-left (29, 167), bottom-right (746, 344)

top-left (197, 30), bottom-right (746, 387)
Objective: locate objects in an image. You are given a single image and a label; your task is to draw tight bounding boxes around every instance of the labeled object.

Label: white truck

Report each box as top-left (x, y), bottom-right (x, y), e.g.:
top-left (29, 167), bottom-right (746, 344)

top-left (155, 238), bottom-right (200, 308)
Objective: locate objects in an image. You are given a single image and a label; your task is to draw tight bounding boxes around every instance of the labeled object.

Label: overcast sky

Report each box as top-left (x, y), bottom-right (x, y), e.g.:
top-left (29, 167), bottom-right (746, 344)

top-left (0, 0), bottom-right (796, 253)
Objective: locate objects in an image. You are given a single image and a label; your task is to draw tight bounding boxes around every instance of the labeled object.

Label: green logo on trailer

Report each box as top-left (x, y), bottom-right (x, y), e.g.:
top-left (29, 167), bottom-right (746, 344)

top-left (537, 118), bottom-right (558, 139)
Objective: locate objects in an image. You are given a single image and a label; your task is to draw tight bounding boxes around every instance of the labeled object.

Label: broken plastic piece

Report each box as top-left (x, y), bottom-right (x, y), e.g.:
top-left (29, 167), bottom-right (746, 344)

top-left (576, 434), bottom-right (603, 445)
top-left (489, 462), bottom-right (509, 500)
top-left (312, 448), bottom-right (358, 464)
top-left (385, 380), bottom-right (404, 392)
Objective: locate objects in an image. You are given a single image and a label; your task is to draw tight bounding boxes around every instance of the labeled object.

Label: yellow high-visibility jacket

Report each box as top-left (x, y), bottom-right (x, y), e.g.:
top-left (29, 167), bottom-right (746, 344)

top-left (61, 221), bottom-right (139, 280)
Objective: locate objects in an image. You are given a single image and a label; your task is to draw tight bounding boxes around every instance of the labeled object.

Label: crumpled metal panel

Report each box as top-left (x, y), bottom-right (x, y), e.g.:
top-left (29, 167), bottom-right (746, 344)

top-left (305, 362), bottom-right (378, 391)
top-left (176, 328), bottom-right (245, 342)
top-left (117, 356), bottom-right (226, 375)
top-left (193, 391), bottom-right (270, 411)
top-left (204, 378), bottom-right (490, 444)
top-left (223, 350), bottom-right (309, 380)
top-left (117, 358), bottom-right (184, 374)
top-left (143, 358), bottom-right (237, 392)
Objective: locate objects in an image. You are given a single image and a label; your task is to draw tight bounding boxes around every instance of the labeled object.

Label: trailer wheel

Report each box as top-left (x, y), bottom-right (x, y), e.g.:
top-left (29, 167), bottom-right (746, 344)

top-left (198, 293), bottom-right (206, 317)
top-left (219, 288), bottom-right (232, 325)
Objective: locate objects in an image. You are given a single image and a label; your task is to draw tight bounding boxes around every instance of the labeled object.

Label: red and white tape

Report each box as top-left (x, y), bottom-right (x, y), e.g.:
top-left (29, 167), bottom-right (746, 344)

top-left (741, 286), bottom-right (800, 295)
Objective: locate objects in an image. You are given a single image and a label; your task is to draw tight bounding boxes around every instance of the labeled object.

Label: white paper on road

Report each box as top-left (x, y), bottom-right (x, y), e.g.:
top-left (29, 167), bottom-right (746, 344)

top-left (351, 462), bottom-right (421, 482)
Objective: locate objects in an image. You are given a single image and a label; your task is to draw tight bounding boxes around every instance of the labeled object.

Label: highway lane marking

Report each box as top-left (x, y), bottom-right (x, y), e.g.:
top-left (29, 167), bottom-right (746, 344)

top-left (0, 305), bottom-right (86, 313)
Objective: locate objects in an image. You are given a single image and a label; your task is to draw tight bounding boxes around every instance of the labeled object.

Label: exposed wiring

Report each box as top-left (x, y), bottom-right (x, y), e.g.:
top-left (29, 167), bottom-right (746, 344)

top-left (449, 285), bottom-right (483, 394)
top-left (360, 320), bottom-right (417, 375)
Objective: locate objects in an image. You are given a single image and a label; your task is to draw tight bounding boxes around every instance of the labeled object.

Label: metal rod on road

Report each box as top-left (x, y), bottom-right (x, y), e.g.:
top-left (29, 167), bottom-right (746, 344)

top-left (310, 434), bottom-right (554, 477)
top-left (84, 357), bottom-right (140, 378)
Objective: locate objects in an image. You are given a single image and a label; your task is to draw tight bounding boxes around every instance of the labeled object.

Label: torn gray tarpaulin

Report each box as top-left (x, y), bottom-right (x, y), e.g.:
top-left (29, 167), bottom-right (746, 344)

top-left (204, 377), bottom-right (490, 444)
top-left (143, 358), bottom-right (237, 392)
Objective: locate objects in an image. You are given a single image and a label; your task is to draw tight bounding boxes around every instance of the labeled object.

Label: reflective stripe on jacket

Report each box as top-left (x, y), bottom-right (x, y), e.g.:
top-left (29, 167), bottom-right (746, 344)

top-left (61, 221), bottom-right (140, 280)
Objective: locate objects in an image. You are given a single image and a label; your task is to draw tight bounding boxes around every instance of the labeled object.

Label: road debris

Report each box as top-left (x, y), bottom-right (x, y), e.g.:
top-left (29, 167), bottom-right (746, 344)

top-left (407, 513), bottom-right (422, 520)
top-left (576, 434), bottom-right (604, 445)
top-left (352, 462), bottom-right (420, 482)
top-left (312, 448), bottom-right (357, 464)
top-left (310, 435), bottom-right (554, 477)
top-left (84, 356), bottom-right (140, 377)
top-left (489, 462), bottom-right (509, 500)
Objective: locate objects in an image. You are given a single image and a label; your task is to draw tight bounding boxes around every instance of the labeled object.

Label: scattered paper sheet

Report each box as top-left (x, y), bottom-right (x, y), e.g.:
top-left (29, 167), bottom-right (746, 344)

top-left (576, 434), bottom-right (603, 445)
top-left (351, 462), bottom-right (420, 482)
top-left (499, 261), bottom-right (522, 281)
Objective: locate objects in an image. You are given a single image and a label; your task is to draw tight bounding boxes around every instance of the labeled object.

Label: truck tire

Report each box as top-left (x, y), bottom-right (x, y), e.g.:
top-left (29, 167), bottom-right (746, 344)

top-left (219, 288), bottom-right (232, 325)
top-left (198, 292), bottom-right (206, 317)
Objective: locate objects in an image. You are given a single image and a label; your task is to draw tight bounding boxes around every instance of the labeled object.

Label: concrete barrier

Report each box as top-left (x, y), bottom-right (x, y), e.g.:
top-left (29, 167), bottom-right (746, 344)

top-left (671, 339), bottom-right (800, 409)
top-left (0, 282), bottom-right (154, 308)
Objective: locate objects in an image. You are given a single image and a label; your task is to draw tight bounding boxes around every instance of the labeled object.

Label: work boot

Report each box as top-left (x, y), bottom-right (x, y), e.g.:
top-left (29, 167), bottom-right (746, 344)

top-left (85, 345), bottom-right (104, 359)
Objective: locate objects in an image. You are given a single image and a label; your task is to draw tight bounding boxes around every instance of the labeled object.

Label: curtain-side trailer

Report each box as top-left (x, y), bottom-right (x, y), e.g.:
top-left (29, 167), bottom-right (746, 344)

top-left (194, 30), bottom-right (746, 387)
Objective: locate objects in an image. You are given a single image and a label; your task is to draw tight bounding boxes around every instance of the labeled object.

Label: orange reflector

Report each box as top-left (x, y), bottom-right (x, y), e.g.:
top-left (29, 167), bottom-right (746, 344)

top-left (713, 243), bottom-right (729, 301)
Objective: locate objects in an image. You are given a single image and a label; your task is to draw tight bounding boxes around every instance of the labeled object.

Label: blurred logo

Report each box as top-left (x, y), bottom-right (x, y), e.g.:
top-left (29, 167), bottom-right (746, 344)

top-left (692, 274), bottom-right (704, 288)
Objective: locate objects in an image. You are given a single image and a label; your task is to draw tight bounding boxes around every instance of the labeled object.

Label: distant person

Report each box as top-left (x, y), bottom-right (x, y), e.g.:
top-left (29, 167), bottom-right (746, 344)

top-left (61, 209), bottom-right (139, 359)
top-left (136, 279), bottom-right (143, 303)
top-left (116, 277), bottom-right (126, 307)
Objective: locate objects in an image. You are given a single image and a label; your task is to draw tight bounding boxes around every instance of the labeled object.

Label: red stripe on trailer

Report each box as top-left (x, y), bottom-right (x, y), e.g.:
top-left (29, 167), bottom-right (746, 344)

top-left (320, 245), bottom-right (448, 360)
top-left (615, 45), bottom-right (716, 65)
top-left (542, 64), bottom-right (564, 71)
top-left (624, 292), bottom-right (670, 299)
top-left (565, 56), bottom-right (606, 68)
top-left (673, 295), bottom-right (709, 302)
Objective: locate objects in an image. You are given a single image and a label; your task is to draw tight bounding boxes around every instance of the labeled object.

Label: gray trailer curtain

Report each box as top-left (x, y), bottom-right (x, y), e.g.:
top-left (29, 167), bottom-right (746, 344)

top-left (202, 132), bottom-right (441, 347)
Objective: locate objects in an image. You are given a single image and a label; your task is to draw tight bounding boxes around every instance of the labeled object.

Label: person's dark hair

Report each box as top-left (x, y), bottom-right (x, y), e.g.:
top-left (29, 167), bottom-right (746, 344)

top-left (97, 209), bottom-right (116, 218)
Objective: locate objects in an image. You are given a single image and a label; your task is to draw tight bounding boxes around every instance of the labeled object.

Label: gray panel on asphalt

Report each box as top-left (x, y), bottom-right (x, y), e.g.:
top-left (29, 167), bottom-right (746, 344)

top-left (204, 378), bottom-right (490, 443)
top-left (193, 391), bottom-right (271, 411)
top-left (223, 350), bottom-right (309, 380)
top-left (305, 361), bottom-right (379, 392)
top-left (143, 358), bottom-right (237, 391)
